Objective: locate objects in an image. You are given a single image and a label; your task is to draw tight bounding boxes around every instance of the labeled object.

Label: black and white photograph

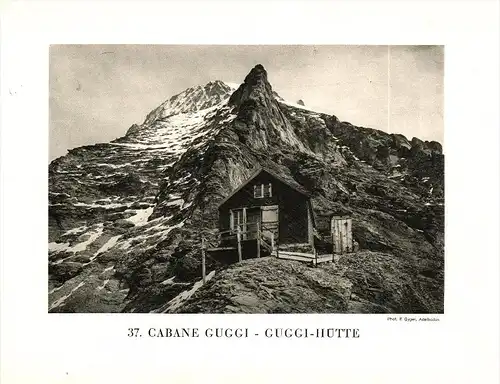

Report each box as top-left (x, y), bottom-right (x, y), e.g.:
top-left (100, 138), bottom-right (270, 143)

top-left (48, 45), bottom-right (445, 314)
top-left (2, 1), bottom-right (500, 383)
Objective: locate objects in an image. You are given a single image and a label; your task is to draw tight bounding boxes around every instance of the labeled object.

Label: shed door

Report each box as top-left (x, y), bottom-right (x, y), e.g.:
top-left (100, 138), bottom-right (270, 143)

top-left (261, 205), bottom-right (279, 242)
top-left (331, 217), bottom-right (352, 254)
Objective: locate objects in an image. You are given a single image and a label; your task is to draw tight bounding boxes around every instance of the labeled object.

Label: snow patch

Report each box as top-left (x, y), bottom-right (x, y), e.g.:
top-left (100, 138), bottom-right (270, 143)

top-left (91, 235), bottom-right (122, 260)
top-left (62, 226), bottom-right (88, 236)
top-left (223, 81), bottom-right (240, 90)
top-left (166, 198), bottom-right (184, 207)
top-left (182, 201), bottom-right (193, 210)
top-left (94, 163), bottom-right (133, 169)
top-left (48, 285), bottom-right (64, 295)
top-left (49, 282), bottom-right (86, 310)
top-left (49, 241), bottom-right (70, 253)
top-left (102, 266), bottom-right (115, 273)
top-left (159, 271), bottom-right (215, 313)
top-left (126, 207), bottom-right (154, 226)
top-left (70, 225), bottom-right (104, 253)
top-left (118, 220), bottom-right (184, 250)
top-left (73, 202), bottom-right (130, 209)
top-left (97, 280), bottom-right (110, 291)
top-left (120, 221), bottom-right (184, 251)
top-left (388, 173), bottom-right (403, 179)
top-left (161, 276), bottom-right (176, 285)
top-left (110, 142), bottom-right (175, 151)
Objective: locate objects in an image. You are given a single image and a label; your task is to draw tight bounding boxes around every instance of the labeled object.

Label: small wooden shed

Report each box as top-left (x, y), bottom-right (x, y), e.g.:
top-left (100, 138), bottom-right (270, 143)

top-left (217, 168), bottom-right (315, 246)
top-left (331, 215), bottom-right (353, 254)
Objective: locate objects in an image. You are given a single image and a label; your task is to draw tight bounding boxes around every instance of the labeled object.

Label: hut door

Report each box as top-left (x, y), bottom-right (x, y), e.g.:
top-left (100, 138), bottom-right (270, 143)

top-left (246, 208), bottom-right (261, 240)
top-left (261, 205), bottom-right (279, 242)
top-left (231, 209), bottom-right (244, 233)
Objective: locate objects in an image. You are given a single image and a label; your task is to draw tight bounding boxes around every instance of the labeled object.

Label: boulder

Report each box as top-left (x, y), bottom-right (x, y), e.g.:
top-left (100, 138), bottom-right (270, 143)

top-left (114, 219), bottom-right (135, 228)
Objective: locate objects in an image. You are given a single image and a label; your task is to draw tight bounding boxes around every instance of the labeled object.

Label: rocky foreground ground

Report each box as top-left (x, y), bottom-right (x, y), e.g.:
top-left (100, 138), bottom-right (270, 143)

top-left (167, 252), bottom-right (441, 314)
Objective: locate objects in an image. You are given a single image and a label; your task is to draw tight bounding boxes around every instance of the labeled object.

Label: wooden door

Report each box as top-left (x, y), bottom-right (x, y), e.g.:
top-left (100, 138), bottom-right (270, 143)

top-left (261, 205), bottom-right (279, 242)
top-left (246, 207), bottom-right (261, 240)
top-left (332, 217), bottom-right (352, 254)
top-left (231, 209), bottom-right (244, 232)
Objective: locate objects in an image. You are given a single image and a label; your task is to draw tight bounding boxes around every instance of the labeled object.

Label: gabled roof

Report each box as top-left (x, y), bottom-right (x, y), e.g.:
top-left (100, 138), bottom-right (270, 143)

top-left (217, 167), bottom-right (310, 209)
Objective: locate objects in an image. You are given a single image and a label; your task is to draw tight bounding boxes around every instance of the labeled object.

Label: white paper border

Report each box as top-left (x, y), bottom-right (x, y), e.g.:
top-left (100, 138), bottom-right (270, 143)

top-left (1, 1), bottom-right (499, 383)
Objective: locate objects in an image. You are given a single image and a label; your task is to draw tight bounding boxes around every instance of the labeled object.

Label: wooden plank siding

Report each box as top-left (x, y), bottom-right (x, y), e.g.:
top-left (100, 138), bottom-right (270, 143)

top-left (331, 216), bottom-right (353, 254)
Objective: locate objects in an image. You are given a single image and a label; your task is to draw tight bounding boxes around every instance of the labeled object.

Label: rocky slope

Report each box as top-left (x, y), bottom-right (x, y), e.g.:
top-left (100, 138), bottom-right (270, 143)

top-left (48, 64), bottom-right (444, 313)
top-left (168, 252), bottom-right (438, 314)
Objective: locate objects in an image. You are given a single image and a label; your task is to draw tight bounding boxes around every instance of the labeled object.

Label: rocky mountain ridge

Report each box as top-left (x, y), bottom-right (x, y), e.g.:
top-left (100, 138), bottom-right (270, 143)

top-left (48, 64), bottom-right (444, 313)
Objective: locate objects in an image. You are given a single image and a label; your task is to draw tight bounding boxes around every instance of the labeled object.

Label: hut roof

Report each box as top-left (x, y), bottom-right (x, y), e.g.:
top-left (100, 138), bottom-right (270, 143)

top-left (217, 167), bottom-right (310, 209)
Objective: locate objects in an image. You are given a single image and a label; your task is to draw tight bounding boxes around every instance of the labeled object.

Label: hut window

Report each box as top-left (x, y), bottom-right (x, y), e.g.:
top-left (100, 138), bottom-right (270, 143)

top-left (263, 183), bottom-right (272, 197)
top-left (254, 184), bottom-right (263, 198)
top-left (254, 183), bottom-right (272, 198)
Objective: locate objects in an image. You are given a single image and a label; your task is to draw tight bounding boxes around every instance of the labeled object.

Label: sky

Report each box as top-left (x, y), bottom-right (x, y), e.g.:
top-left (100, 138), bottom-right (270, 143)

top-left (49, 45), bottom-right (444, 160)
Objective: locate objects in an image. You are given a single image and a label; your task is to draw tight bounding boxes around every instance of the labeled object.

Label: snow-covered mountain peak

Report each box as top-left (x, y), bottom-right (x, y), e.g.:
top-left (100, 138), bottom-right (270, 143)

top-left (143, 80), bottom-right (238, 126)
top-left (221, 81), bottom-right (241, 91)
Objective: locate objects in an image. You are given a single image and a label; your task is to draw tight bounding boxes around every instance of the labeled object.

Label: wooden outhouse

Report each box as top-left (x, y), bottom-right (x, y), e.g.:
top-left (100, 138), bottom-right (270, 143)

top-left (331, 216), bottom-right (353, 254)
top-left (217, 168), bottom-right (315, 247)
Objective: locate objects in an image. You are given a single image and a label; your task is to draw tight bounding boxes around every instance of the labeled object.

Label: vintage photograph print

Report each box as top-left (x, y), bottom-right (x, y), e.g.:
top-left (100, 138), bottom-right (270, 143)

top-left (48, 45), bottom-right (444, 314)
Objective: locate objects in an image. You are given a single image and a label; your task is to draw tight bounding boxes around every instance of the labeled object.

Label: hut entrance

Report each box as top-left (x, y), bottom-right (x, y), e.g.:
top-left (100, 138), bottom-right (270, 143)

top-left (261, 205), bottom-right (279, 242)
top-left (245, 207), bottom-right (261, 240)
top-left (230, 206), bottom-right (278, 241)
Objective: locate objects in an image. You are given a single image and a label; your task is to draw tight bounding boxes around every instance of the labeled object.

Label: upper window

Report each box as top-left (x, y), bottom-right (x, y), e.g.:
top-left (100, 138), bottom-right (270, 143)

top-left (254, 183), bottom-right (272, 198)
top-left (263, 183), bottom-right (272, 197)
